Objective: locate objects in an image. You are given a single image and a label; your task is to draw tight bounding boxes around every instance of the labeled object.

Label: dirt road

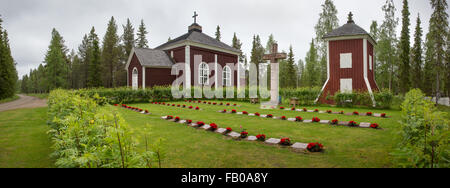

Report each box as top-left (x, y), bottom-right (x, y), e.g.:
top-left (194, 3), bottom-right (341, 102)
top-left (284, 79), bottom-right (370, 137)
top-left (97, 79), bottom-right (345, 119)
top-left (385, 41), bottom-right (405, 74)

top-left (0, 94), bottom-right (47, 112)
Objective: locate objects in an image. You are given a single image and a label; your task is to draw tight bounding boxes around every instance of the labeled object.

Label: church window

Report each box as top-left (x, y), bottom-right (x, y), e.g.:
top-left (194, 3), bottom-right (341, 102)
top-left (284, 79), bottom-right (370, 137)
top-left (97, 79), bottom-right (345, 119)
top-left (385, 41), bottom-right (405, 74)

top-left (223, 66), bottom-right (231, 87)
top-left (199, 62), bottom-right (209, 85)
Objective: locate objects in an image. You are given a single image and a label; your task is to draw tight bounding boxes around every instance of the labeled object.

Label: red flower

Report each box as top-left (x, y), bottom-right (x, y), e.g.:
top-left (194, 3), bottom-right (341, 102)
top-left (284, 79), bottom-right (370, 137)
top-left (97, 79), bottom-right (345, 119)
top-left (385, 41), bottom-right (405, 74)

top-left (114, 104), bottom-right (118, 106)
top-left (314, 109), bottom-right (319, 112)
top-left (198, 100), bottom-right (201, 103)
top-left (381, 113), bottom-right (386, 118)
top-left (280, 138), bottom-right (291, 145)
top-left (186, 120), bottom-right (192, 124)
top-left (195, 107), bottom-right (200, 110)
top-left (295, 116), bottom-right (303, 122)
top-left (353, 111), bottom-right (359, 115)
top-left (145, 110), bottom-right (149, 113)
top-left (291, 107), bottom-right (296, 111)
top-left (370, 123), bottom-right (379, 129)
top-left (223, 109), bottom-right (227, 113)
top-left (348, 121), bottom-right (358, 127)
top-left (162, 102), bottom-right (166, 105)
top-left (242, 111), bottom-right (248, 115)
top-left (196, 121), bottom-right (205, 126)
top-left (174, 116), bottom-right (180, 122)
top-left (331, 119), bottom-right (338, 124)
top-left (167, 115), bottom-right (173, 120)
top-left (220, 102), bottom-right (223, 105)
top-left (303, 108), bottom-right (307, 112)
top-left (233, 104), bottom-right (237, 106)
top-left (327, 110), bottom-right (332, 113)
top-left (172, 104), bottom-right (175, 106)
top-left (281, 116), bottom-right (287, 120)
top-left (307, 142), bottom-right (323, 152)
top-left (267, 114), bottom-right (273, 118)
top-left (209, 123), bottom-right (218, 130)
top-left (339, 111), bottom-right (344, 114)
top-left (213, 103), bottom-right (217, 105)
top-left (240, 131), bottom-right (248, 138)
top-left (177, 104), bottom-right (181, 107)
top-left (366, 112), bottom-right (373, 116)
top-left (256, 134), bottom-right (266, 141)
top-left (208, 102), bottom-right (211, 104)
top-left (188, 106), bottom-right (193, 109)
top-left (231, 109), bottom-right (237, 113)
top-left (312, 117), bottom-right (320, 122)
top-left (255, 112), bottom-right (260, 116)
top-left (226, 127), bottom-right (232, 132)
top-left (280, 107), bottom-right (285, 109)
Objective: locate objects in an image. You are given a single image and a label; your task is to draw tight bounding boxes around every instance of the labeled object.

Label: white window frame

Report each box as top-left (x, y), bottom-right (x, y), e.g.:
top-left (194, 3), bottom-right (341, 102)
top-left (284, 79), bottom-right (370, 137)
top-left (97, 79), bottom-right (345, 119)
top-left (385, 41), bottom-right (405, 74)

top-left (199, 62), bottom-right (209, 85)
top-left (222, 66), bottom-right (231, 87)
top-left (340, 78), bottom-right (353, 93)
top-left (340, 53), bottom-right (352, 68)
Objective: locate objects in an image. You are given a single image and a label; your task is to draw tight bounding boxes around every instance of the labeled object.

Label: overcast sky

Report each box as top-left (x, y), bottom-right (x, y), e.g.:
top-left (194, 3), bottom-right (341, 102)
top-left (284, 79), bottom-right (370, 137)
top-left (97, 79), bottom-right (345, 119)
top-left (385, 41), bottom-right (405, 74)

top-left (0, 0), bottom-right (438, 78)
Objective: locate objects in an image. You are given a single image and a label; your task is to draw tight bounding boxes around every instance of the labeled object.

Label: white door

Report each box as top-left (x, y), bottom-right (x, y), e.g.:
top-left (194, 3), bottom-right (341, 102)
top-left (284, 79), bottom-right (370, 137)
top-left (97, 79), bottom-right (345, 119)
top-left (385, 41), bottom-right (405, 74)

top-left (340, 78), bottom-right (352, 93)
top-left (132, 68), bottom-right (138, 89)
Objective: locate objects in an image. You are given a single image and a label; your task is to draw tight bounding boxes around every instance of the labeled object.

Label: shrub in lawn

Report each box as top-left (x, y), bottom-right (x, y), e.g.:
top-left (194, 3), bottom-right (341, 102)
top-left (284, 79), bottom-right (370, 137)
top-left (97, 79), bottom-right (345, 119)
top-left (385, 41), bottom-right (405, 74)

top-left (370, 123), bottom-right (379, 129)
top-left (348, 121), bottom-right (358, 127)
top-left (381, 113), bottom-right (387, 118)
top-left (242, 111), bottom-right (248, 115)
top-left (366, 112), bottom-right (373, 116)
top-left (196, 121), bottom-right (205, 127)
top-left (331, 119), bottom-right (338, 125)
top-left (312, 117), bottom-right (320, 122)
top-left (314, 109), bottom-right (319, 112)
top-left (327, 110), bottom-right (332, 113)
top-left (291, 107), bottom-right (296, 111)
top-left (307, 142), bottom-right (323, 152)
top-left (256, 134), bottom-right (266, 141)
top-left (281, 116), bottom-right (287, 120)
top-left (225, 127), bottom-right (232, 133)
top-left (295, 116), bottom-right (303, 122)
top-left (174, 117), bottom-right (180, 122)
top-left (222, 109), bottom-right (227, 113)
top-left (209, 123), bottom-right (218, 131)
top-left (231, 109), bottom-right (237, 113)
top-left (280, 138), bottom-right (291, 146)
top-left (267, 114), bottom-right (273, 118)
top-left (255, 112), bottom-right (260, 116)
top-left (353, 111), bottom-right (359, 115)
top-left (186, 120), bottom-right (192, 124)
top-left (240, 131), bottom-right (248, 138)
top-left (167, 115), bottom-right (173, 120)
top-left (303, 108), bottom-right (307, 112)
top-left (195, 107), bottom-right (200, 110)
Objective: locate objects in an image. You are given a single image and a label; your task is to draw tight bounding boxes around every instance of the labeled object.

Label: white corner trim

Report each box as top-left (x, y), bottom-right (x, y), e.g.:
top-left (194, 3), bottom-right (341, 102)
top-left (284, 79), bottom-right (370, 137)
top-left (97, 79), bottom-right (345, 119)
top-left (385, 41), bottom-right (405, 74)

top-left (315, 41), bottom-right (330, 103)
top-left (215, 54), bottom-right (218, 89)
top-left (142, 67), bottom-right (146, 88)
top-left (237, 56), bottom-right (240, 90)
top-left (185, 45), bottom-right (191, 89)
top-left (363, 39), bottom-right (376, 107)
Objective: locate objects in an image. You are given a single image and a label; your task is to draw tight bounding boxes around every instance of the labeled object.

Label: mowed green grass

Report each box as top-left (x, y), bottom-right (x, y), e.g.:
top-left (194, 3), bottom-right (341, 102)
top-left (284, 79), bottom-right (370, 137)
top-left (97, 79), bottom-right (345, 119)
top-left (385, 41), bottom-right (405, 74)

top-left (118, 101), bottom-right (403, 168)
top-left (0, 107), bottom-right (54, 168)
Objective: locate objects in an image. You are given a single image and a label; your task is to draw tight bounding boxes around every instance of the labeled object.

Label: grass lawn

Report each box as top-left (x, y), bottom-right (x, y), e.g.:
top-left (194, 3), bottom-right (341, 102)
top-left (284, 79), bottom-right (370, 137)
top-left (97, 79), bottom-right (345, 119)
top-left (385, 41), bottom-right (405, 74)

top-left (0, 95), bottom-right (19, 104)
top-left (117, 101), bottom-right (405, 168)
top-left (0, 107), bottom-right (54, 168)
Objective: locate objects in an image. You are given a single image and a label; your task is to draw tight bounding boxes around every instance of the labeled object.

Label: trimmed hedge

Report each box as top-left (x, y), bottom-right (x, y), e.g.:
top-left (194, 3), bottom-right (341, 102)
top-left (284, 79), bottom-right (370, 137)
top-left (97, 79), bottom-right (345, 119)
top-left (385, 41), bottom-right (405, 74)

top-left (332, 90), bottom-right (394, 109)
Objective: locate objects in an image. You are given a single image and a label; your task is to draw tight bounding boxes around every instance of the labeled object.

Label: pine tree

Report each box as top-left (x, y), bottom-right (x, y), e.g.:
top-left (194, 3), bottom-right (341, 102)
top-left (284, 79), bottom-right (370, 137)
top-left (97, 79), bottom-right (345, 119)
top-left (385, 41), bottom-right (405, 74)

top-left (232, 33), bottom-right (243, 61)
top-left (411, 14), bottom-right (423, 89)
top-left (429, 0), bottom-right (448, 102)
top-left (250, 35), bottom-right (264, 84)
top-left (21, 75), bottom-right (28, 93)
top-left (297, 59), bottom-right (305, 87)
top-left (314, 0), bottom-right (338, 86)
top-left (215, 25), bottom-right (221, 41)
top-left (265, 34), bottom-right (276, 53)
top-left (0, 16), bottom-right (18, 99)
top-left (304, 39), bottom-right (319, 87)
top-left (78, 34), bottom-right (90, 88)
top-left (136, 19), bottom-right (149, 48)
top-left (423, 32), bottom-right (435, 95)
top-left (398, 0), bottom-right (411, 93)
top-left (44, 29), bottom-right (68, 90)
top-left (122, 18), bottom-right (135, 57)
top-left (285, 46), bottom-right (297, 88)
top-left (87, 27), bottom-right (102, 88)
top-left (101, 17), bottom-right (120, 88)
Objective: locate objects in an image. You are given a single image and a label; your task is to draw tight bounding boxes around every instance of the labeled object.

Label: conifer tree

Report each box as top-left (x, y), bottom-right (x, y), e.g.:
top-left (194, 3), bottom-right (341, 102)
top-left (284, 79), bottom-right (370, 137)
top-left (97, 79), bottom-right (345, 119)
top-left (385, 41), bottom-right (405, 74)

top-left (0, 16), bottom-right (18, 99)
top-left (122, 18), bottom-right (135, 57)
top-left (398, 0), bottom-right (411, 93)
top-left (411, 14), bottom-right (423, 89)
top-left (87, 27), bottom-right (102, 88)
top-left (370, 21), bottom-right (379, 42)
top-left (304, 39), bottom-right (319, 87)
top-left (136, 19), bottom-right (149, 48)
top-left (215, 25), bottom-right (221, 41)
top-left (101, 17), bottom-right (120, 88)
top-left (423, 33), bottom-right (435, 95)
top-left (285, 46), bottom-right (297, 88)
top-left (44, 28), bottom-right (68, 90)
top-left (250, 35), bottom-right (264, 84)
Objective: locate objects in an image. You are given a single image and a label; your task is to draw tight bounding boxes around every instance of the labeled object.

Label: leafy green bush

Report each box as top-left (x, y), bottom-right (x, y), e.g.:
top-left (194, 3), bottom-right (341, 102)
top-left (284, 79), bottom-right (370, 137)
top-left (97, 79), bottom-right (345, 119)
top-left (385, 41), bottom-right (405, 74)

top-left (333, 90), bottom-right (393, 109)
top-left (47, 89), bottom-right (162, 168)
top-left (392, 89), bottom-right (449, 168)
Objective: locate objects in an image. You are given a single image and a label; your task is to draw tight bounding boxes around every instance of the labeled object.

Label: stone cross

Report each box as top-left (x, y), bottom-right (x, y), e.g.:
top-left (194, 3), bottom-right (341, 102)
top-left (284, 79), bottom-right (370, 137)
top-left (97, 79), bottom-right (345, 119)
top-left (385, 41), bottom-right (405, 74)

top-left (262, 43), bottom-right (286, 108)
top-left (193, 11), bottom-right (198, 23)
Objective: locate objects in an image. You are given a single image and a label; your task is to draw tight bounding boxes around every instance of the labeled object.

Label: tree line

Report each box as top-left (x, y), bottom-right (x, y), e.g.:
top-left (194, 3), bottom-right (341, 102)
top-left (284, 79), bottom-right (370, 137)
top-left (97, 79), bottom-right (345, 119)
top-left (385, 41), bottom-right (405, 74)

top-left (19, 0), bottom-right (449, 98)
top-left (21, 17), bottom-right (150, 93)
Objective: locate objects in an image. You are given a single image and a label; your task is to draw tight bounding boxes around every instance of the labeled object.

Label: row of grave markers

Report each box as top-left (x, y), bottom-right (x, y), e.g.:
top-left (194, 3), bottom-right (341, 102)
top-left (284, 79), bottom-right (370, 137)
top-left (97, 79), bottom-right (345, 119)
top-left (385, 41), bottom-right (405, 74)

top-left (277, 107), bottom-right (389, 118)
top-left (218, 110), bottom-right (380, 129)
top-left (150, 102), bottom-right (202, 110)
top-left (184, 100), bottom-right (241, 107)
top-left (115, 104), bottom-right (151, 114)
top-left (160, 115), bottom-right (323, 153)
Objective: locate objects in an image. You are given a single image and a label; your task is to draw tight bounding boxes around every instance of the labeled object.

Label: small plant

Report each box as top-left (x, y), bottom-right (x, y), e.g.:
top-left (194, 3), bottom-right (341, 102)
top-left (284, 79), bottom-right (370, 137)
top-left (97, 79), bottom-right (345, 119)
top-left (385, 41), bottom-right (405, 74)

top-left (255, 112), bottom-right (260, 116)
top-left (240, 131), bottom-right (248, 138)
top-left (186, 120), bottom-right (192, 124)
top-left (209, 123), bottom-right (218, 131)
top-left (256, 134), bottom-right (266, 141)
top-left (267, 114), bottom-right (273, 118)
top-left (312, 117), bottom-right (320, 122)
top-left (225, 127), bottom-right (232, 133)
top-left (303, 108), bottom-right (307, 112)
top-left (307, 142), bottom-right (323, 152)
top-left (242, 111), bottom-right (248, 115)
top-left (174, 116), bottom-right (180, 122)
top-left (196, 121), bottom-right (205, 127)
top-left (231, 109), bottom-right (237, 113)
top-left (280, 106), bottom-right (285, 109)
top-left (233, 104), bottom-right (237, 106)
top-left (195, 107), bottom-right (200, 110)
top-left (188, 106), bottom-right (193, 109)
top-left (166, 115), bottom-right (173, 120)
top-left (291, 107), bottom-right (296, 111)
top-left (381, 113), bottom-right (386, 118)
top-left (314, 109), bottom-right (319, 112)
top-left (295, 116), bottom-right (303, 122)
top-left (370, 123), bottom-right (379, 129)
top-left (281, 116), bottom-right (287, 120)
top-left (226, 103), bottom-right (230, 106)
top-left (366, 112), bottom-right (373, 116)
top-left (182, 105), bottom-right (186, 108)
top-left (348, 121), bottom-right (358, 127)
top-left (339, 111), bottom-right (344, 114)
top-left (327, 110), bottom-right (332, 113)
top-left (145, 110), bottom-right (149, 114)
top-left (213, 102), bottom-right (217, 105)
top-left (222, 109), bottom-right (227, 113)
top-left (331, 119), bottom-right (338, 125)
top-left (353, 111), bottom-right (359, 115)
top-left (280, 138), bottom-right (291, 146)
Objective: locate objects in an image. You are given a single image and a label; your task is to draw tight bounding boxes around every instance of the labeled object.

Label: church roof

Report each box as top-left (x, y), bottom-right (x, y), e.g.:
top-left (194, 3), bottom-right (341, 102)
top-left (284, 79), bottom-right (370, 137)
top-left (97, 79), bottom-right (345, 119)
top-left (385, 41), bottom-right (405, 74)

top-left (155, 30), bottom-right (241, 53)
top-left (134, 48), bottom-right (174, 67)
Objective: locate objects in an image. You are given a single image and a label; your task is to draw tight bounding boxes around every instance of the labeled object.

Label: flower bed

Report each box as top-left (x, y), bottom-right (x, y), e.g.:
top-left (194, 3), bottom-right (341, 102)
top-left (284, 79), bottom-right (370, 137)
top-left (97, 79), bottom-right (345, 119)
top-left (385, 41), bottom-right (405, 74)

top-left (295, 116), bottom-right (303, 122)
top-left (312, 117), bottom-right (320, 123)
top-left (331, 119), bottom-right (338, 125)
top-left (280, 138), bottom-right (291, 146)
top-left (256, 134), bottom-right (266, 141)
top-left (209, 123), bottom-right (218, 131)
top-left (348, 121), bottom-right (358, 127)
top-left (307, 142), bottom-right (323, 152)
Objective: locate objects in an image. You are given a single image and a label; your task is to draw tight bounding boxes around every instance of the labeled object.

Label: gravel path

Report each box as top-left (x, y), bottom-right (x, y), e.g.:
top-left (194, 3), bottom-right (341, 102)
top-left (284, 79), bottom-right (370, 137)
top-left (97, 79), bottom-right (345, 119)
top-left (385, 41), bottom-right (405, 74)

top-left (0, 94), bottom-right (47, 112)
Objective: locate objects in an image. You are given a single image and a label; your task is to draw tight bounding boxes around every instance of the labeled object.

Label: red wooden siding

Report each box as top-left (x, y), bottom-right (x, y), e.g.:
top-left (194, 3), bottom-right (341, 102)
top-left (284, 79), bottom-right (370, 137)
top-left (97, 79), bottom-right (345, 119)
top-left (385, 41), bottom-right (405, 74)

top-left (145, 68), bottom-right (176, 87)
top-left (127, 53), bottom-right (143, 88)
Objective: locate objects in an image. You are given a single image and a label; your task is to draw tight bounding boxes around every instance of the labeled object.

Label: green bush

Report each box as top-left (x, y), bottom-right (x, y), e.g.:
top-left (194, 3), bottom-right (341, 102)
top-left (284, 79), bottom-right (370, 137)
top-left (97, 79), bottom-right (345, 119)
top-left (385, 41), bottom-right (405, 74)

top-left (333, 90), bottom-right (394, 109)
top-left (47, 89), bottom-right (162, 168)
top-left (392, 89), bottom-right (449, 168)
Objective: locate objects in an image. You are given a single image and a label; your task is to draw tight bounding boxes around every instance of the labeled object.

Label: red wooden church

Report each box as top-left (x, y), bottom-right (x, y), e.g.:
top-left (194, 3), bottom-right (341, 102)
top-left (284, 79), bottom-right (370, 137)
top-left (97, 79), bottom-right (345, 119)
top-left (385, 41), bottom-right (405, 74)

top-left (316, 12), bottom-right (379, 106)
top-left (125, 12), bottom-right (241, 89)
